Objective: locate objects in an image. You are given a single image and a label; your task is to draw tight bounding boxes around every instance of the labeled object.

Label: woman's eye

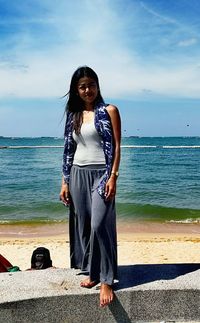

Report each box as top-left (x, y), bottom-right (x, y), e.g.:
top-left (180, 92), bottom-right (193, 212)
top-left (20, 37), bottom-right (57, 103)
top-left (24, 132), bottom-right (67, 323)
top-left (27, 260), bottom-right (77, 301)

top-left (78, 83), bottom-right (96, 91)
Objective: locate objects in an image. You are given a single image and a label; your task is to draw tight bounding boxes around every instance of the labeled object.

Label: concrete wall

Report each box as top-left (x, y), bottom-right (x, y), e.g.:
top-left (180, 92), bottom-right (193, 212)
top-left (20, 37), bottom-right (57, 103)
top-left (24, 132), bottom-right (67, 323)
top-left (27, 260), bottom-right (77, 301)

top-left (0, 264), bottom-right (200, 322)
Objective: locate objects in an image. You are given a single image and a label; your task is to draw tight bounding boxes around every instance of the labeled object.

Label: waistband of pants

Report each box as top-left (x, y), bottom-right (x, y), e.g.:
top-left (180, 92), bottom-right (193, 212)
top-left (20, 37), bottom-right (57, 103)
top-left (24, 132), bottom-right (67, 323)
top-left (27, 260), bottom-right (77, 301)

top-left (72, 164), bottom-right (106, 170)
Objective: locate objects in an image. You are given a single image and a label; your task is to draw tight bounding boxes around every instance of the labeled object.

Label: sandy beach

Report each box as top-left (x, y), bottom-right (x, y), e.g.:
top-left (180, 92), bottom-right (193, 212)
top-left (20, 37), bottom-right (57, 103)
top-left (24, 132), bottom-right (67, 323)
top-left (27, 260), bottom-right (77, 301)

top-left (0, 221), bottom-right (199, 271)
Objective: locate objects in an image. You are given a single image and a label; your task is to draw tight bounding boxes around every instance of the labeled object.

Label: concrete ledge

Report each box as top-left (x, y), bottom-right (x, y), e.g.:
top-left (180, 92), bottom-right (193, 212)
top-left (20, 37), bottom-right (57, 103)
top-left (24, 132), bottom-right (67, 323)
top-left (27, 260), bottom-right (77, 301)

top-left (0, 264), bottom-right (200, 322)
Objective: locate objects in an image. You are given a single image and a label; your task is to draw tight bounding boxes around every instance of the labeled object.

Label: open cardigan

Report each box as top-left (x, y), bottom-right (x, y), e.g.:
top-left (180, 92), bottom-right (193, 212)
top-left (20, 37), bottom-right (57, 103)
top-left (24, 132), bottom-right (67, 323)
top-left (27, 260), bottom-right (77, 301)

top-left (62, 103), bottom-right (114, 198)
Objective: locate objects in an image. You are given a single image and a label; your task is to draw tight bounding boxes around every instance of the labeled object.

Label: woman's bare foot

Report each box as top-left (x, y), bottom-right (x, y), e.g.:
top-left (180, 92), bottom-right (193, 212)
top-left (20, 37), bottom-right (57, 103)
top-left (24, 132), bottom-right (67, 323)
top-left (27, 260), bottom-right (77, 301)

top-left (100, 283), bottom-right (114, 307)
top-left (80, 277), bottom-right (99, 289)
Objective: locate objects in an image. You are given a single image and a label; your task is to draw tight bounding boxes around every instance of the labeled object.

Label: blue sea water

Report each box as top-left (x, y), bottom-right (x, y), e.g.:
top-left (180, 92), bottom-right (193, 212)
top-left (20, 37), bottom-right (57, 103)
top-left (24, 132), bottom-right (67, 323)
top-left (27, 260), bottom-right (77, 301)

top-left (1, 136), bottom-right (200, 224)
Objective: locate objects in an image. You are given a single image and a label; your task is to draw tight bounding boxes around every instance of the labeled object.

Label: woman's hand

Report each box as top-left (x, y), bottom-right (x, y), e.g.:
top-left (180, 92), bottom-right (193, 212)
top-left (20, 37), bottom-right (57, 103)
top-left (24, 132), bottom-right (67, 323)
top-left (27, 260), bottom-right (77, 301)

top-left (59, 181), bottom-right (71, 206)
top-left (105, 176), bottom-right (117, 201)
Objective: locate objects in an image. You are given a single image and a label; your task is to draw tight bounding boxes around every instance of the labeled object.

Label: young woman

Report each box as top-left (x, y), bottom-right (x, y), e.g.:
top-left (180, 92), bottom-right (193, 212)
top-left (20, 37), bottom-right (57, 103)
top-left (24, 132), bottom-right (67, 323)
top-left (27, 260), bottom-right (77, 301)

top-left (60, 66), bottom-right (121, 307)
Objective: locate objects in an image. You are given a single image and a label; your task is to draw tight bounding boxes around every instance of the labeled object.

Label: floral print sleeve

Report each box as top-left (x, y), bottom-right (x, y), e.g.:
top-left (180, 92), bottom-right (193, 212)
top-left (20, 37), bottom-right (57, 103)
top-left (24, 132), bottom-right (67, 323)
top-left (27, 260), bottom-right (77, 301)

top-left (62, 112), bottom-right (76, 184)
top-left (95, 104), bottom-right (114, 197)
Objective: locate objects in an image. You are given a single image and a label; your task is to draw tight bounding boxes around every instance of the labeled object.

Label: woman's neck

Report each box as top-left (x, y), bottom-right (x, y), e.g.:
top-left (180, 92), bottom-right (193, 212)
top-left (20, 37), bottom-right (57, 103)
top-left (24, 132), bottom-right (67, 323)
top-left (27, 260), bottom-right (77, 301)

top-left (84, 103), bottom-right (94, 111)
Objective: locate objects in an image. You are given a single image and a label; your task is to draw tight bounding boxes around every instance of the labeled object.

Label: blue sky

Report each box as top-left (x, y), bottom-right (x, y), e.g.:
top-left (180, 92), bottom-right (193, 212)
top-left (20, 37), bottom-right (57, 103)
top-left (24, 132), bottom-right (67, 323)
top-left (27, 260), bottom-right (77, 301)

top-left (0, 0), bottom-right (200, 137)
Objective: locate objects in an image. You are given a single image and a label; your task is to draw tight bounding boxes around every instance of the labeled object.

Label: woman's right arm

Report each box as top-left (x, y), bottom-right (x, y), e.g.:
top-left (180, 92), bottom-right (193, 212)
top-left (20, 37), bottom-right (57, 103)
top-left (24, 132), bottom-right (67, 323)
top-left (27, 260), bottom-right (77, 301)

top-left (60, 112), bottom-right (74, 206)
top-left (60, 176), bottom-right (70, 206)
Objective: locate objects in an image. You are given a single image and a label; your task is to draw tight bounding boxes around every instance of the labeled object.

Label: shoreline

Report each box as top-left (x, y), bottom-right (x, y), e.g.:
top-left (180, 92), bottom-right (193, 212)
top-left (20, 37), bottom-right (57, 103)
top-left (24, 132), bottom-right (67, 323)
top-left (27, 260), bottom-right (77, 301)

top-left (0, 221), bottom-right (200, 238)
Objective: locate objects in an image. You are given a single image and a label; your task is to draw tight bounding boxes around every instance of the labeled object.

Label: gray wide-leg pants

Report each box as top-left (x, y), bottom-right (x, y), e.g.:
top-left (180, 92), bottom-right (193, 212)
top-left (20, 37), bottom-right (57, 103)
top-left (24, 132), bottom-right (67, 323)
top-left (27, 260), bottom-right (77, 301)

top-left (69, 165), bottom-right (117, 285)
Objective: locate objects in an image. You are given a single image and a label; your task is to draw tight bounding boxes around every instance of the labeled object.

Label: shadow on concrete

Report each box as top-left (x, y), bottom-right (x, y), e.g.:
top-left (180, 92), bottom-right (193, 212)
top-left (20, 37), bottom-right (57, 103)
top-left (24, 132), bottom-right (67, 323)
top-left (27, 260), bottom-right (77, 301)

top-left (109, 296), bottom-right (132, 323)
top-left (115, 263), bottom-right (200, 290)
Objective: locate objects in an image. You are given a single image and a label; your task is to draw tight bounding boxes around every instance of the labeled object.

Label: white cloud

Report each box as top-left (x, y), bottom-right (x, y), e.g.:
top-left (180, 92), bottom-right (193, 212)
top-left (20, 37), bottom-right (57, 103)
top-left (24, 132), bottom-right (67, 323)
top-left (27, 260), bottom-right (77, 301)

top-left (178, 38), bottom-right (198, 47)
top-left (140, 1), bottom-right (180, 27)
top-left (1, 42), bottom-right (200, 100)
top-left (0, 0), bottom-right (200, 100)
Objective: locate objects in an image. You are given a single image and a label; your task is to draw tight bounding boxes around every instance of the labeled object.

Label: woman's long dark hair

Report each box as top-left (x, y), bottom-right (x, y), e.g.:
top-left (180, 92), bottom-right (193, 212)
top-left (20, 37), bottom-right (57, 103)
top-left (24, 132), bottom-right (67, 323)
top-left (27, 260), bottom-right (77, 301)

top-left (65, 66), bottom-right (104, 134)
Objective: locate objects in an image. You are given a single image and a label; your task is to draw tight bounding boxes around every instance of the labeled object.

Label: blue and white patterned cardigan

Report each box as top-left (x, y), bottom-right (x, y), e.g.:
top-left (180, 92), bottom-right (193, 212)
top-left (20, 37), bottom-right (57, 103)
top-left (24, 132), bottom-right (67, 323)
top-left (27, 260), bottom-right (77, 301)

top-left (62, 103), bottom-right (114, 198)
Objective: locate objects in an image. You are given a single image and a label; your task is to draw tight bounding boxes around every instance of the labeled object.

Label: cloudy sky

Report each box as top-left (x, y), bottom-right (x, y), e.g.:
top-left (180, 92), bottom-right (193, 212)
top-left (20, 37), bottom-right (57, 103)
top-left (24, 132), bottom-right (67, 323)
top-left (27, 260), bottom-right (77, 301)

top-left (0, 0), bottom-right (200, 137)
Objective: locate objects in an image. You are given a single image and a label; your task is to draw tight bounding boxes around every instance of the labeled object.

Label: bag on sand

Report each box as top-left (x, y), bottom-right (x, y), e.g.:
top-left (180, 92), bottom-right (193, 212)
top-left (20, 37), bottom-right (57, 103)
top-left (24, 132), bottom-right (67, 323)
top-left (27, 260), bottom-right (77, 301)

top-left (0, 254), bottom-right (13, 272)
top-left (31, 247), bottom-right (52, 270)
top-left (0, 254), bottom-right (20, 273)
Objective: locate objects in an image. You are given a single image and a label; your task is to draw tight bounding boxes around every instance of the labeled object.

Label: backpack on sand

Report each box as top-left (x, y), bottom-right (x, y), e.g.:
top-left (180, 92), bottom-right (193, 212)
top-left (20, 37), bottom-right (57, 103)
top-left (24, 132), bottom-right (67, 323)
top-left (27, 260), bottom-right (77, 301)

top-left (31, 247), bottom-right (52, 270)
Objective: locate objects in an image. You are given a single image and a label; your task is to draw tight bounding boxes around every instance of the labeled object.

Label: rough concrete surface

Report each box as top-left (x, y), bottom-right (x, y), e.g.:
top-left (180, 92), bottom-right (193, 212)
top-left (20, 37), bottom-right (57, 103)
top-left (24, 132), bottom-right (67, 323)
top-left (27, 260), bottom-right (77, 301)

top-left (0, 264), bottom-right (200, 323)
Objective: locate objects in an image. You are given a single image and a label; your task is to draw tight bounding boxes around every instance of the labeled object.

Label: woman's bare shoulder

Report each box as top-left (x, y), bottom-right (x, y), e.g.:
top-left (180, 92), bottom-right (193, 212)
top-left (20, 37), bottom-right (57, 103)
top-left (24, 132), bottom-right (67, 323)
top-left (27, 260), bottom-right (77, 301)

top-left (106, 104), bottom-right (119, 115)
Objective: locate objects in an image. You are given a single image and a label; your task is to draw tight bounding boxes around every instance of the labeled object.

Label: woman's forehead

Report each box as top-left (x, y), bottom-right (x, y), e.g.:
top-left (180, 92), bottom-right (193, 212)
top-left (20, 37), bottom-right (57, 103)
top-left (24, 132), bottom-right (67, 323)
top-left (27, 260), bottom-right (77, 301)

top-left (78, 76), bottom-right (96, 85)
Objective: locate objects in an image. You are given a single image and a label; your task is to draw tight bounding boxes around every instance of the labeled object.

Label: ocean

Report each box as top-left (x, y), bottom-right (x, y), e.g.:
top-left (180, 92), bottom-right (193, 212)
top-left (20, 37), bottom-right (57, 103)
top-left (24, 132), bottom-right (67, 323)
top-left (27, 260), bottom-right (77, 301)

top-left (1, 136), bottom-right (200, 225)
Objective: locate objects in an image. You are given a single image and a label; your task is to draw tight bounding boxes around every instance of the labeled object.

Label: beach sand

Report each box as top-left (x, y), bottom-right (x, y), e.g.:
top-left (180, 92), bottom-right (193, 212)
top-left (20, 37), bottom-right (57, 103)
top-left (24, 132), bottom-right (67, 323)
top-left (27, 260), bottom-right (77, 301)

top-left (0, 222), bottom-right (199, 271)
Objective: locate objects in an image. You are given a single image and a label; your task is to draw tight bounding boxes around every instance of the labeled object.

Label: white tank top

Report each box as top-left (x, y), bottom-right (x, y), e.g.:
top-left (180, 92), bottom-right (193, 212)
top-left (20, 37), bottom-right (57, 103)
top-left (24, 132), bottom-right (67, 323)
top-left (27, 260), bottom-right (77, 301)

top-left (73, 122), bottom-right (106, 166)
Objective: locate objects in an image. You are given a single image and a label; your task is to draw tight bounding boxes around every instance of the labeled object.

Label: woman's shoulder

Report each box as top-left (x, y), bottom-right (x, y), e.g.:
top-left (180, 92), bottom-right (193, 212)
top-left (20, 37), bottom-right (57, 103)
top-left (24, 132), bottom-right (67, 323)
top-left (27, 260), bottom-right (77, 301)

top-left (96, 103), bottom-right (120, 119)
top-left (105, 104), bottom-right (120, 118)
top-left (106, 104), bottom-right (118, 112)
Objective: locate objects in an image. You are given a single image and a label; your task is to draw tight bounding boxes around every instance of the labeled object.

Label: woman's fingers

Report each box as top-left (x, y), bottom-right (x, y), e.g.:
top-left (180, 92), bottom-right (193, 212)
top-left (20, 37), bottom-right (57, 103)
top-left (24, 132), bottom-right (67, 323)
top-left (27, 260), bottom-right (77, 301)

top-left (59, 188), bottom-right (71, 206)
top-left (105, 182), bottom-right (116, 200)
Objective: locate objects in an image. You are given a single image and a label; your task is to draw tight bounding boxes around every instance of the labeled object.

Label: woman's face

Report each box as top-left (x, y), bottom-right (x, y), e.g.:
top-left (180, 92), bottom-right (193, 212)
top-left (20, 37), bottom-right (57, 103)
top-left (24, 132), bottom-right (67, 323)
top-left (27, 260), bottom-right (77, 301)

top-left (77, 77), bottom-right (98, 106)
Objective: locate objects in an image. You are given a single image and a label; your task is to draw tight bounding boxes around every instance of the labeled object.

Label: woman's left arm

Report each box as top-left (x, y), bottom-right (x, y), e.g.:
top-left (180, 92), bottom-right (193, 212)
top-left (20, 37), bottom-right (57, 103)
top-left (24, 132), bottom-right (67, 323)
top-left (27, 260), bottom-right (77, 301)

top-left (105, 105), bottom-right (121, 200)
